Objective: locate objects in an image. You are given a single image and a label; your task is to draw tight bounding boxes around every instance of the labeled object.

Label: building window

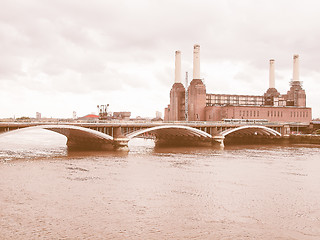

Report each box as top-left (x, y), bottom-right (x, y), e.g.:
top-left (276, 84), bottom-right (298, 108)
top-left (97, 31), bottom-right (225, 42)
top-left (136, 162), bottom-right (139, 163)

top-left (303, 112), bottom-right (305, 118)
top-left (271, 111), bottom-right (273, 117)
top-left (254, 111), bottom-right (256, 117)
top-left (250, 111), bottom-right (252, 117)
top-left (281, 112), bottom-right (283, 117)
top-left (268, 111), bottom-right (269, 117)
top-left (291, 112), bottom-right (292, 117)
top-left (247, 111), bottom-right (249, 116)
top-left (257, 111), bottom-right (259, 117)
top-left (306, 112), bottom-right (308, 117)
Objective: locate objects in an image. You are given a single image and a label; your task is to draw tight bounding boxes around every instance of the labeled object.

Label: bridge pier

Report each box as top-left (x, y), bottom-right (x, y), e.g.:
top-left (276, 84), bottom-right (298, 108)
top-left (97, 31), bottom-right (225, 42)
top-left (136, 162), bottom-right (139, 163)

top-left (112, 127), bottom-right (129, 151)
top-left (213, 135), bottom-right (225, 148)
top-left (281, 124), bottom-right (291, 136)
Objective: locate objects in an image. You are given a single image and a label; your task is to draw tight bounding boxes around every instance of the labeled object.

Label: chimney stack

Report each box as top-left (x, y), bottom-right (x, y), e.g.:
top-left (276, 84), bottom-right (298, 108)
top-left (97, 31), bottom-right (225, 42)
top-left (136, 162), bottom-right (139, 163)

top-left (175, 50), bottom-right (181, 83)
top-left (193, 44), bottom-right (200, 79)
top-left (269, 59), bottom-right (275, 88)
top-left (293, 54), bottom-right (299, 81)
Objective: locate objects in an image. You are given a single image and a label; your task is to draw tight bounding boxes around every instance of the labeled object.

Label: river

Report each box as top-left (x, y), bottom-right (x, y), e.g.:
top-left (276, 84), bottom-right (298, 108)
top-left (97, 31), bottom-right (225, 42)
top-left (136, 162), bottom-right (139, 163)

top-left (0, 129), bottom-right (320, 239)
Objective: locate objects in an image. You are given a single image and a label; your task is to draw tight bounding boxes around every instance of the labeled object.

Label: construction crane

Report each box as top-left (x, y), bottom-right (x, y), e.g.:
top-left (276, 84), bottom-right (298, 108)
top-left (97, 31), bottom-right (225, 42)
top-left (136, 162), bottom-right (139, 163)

top-left (97, 104), bottom-right (109, 120)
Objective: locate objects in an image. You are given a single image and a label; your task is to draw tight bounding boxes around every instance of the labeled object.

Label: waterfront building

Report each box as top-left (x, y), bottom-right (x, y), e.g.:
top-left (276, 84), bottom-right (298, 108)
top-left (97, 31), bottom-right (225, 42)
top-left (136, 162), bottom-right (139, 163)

top-left (164, 45), bottom-right (312, 123)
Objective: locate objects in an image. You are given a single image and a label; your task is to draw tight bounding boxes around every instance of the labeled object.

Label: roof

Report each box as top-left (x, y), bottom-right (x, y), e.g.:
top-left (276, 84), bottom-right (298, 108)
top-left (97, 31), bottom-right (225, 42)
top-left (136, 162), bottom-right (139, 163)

top-left (80, 114), bottom-right (99, 119)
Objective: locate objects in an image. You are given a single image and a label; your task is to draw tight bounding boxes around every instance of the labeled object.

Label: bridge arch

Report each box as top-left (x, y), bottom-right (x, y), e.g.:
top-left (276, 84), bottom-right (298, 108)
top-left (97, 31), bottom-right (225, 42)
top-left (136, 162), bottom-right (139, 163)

top-left (220, 125), bottom-right (281, 137)
top-left (1, 125), bottom-right (115, 150)
top-left (44, 125), bottom-right (113, 140)
top-left (126, 125), bottom-right (213, 139)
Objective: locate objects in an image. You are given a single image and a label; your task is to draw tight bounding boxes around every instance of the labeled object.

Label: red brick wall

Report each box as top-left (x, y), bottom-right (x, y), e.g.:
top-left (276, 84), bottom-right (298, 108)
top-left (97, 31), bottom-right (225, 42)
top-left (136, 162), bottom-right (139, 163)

top-left (205, 105), bottom-right (312, 123)
top-left (164, 107), bottom-right (169, 121)
top-left (205, 106), bottom-right (223, 121)
top-left (188, 79), bottom-right (206, 121)
top-left (169, 83), bottom-right (185, 121)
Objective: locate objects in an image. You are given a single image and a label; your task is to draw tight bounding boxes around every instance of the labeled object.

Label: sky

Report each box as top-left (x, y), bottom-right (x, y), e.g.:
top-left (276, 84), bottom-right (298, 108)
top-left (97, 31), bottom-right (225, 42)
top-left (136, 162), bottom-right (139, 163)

top-left (1, 0), bottom-right (320, 119)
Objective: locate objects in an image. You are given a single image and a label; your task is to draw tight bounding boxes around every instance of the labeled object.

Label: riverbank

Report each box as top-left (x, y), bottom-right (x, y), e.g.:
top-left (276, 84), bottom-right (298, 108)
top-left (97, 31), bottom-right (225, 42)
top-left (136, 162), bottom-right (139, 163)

top-left (288, 134), bottom-right (320, 144)
top-left (223, 134), bottom-right (320, 146)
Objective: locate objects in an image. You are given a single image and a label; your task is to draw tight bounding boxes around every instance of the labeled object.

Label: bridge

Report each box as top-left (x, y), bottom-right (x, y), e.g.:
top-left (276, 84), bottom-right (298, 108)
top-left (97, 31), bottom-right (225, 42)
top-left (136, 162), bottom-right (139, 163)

top-left (0, 121), bottom-right (303, 150)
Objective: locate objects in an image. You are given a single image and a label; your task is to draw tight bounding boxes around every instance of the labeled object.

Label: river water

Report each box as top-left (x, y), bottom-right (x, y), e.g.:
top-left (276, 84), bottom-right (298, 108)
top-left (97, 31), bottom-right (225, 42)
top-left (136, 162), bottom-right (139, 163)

top-left (0, 129), bottom-right (320, 239)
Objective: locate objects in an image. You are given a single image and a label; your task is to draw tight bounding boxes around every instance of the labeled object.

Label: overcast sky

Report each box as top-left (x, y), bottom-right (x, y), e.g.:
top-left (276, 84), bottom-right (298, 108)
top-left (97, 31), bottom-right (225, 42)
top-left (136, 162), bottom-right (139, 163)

top-left (1, 0), bottom-right (320, 119)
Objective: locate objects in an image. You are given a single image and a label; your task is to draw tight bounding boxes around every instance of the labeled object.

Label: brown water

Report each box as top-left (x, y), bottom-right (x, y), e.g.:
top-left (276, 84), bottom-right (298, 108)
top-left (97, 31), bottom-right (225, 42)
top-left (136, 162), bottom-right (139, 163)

top-left (0, 129), bottom-right (320, 239)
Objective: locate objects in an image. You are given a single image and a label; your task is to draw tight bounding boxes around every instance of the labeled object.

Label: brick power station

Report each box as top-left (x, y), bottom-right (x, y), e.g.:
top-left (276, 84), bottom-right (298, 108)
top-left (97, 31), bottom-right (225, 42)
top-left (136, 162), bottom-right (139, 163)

top-left (164, 45), bottom-right (312, 123)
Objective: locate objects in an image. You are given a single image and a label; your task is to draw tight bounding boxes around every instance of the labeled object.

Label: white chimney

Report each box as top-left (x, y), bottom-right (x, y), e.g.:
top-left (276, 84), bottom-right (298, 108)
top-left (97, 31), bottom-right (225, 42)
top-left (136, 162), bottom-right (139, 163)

top-left (293, 54), bottom-right (299, 81)
top-left (175, 50), bottom-right (181, 83)
top-left (269, 59), bottom-right (275, 88)
top-left (193, 44), bottom-right (200, 79)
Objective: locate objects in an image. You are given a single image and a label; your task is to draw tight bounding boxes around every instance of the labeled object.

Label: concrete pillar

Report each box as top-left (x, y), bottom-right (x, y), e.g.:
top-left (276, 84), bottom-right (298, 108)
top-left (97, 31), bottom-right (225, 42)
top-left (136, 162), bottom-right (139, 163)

top-left (293, 54), bottom-right (299, 81)
top-left (112, 127), bottom-right (129, 151)
top-left (269, 59), bottom-right (275, 88)
top-left (193, 44), bottom-right (200, 79)
top-left (281, 124), bottom-right (291, 137)
top-left (213, 135), bottom-right (225, 148)
top-left (175, 50), bottom-right (181, 83)
top-left (113, 127), bottom-right (125, 138)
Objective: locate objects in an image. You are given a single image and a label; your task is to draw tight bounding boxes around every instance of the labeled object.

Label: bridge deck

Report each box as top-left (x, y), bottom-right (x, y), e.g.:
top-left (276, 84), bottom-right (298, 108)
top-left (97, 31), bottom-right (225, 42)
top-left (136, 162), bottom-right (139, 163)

top-left (0, 121), bottom-right (310, 151)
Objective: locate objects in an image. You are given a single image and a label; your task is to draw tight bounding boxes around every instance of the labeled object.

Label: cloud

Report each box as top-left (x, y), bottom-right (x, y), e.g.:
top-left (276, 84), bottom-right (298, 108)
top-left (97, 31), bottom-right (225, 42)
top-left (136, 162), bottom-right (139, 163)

top-left (0, 0), bottom-right (320, 118)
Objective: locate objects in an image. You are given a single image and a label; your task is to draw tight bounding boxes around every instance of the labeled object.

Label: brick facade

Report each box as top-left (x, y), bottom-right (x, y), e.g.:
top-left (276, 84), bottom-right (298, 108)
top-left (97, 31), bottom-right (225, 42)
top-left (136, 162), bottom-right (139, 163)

top-left (165, 79), bottom-right (312, 123)
top-left (188, 79), bottom-right (206, 121)
top-left (205, 105), bottom-right (312, 123)
top-left (163, 48), bottom-right (311, 123)
top-left (166, 83), bottom-right (186, 121)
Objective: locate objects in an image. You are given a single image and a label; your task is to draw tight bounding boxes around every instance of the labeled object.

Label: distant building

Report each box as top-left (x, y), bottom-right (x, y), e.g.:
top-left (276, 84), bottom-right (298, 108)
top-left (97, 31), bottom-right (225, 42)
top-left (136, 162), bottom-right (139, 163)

top-left (73, 111), bottom-right (77, 119)
top-left (78, 114), bottom-right (99, 121)
top-left (164, 45), bottom-right (312, 123)
top-left (156, 111), bottom-right (162, 119)
top-left (36, 112), bottom-right (41, 120)
top-left (113, 112), bottom-right (131, 120)
top-left (151, 111), bottom-right (163, 121)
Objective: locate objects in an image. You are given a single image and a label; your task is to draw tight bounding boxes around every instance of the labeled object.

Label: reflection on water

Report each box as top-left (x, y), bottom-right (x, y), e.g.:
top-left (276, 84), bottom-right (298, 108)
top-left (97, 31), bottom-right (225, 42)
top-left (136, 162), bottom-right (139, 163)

top-left (0, 129), bottom-right (320, 239)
